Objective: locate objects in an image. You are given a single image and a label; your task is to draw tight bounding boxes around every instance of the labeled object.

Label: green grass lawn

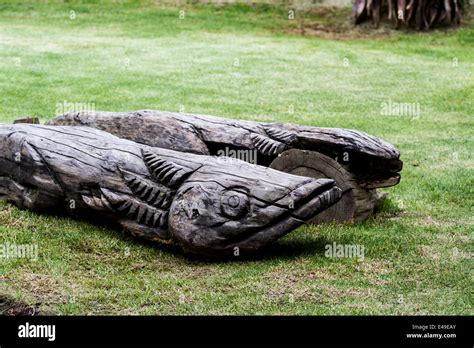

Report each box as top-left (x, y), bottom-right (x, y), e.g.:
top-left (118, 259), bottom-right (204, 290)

top-left (0, 1), bottom-right (472, 315)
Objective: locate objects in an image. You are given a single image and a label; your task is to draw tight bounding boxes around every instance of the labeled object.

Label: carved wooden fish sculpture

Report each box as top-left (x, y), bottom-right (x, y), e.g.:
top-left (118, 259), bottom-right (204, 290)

top-left (0, 125), bottom-right (341, 256)
top-left (47, 110), bottom-right (402, 190)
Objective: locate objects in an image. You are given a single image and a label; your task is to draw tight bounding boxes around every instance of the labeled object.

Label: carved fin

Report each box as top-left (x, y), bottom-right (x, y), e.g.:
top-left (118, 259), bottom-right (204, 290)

top-left (142, 149), bottom-right (195, 188)
top-left (82, 193), bottom-right (113, 211)
top-left (100, 188), bottom-right (168, 228)
top-left (263, 126), bottom-right (297, 145)
top-left (119, 168), bottom-right (175, 210)
top-left (250, 134), bottom-right (287, 156)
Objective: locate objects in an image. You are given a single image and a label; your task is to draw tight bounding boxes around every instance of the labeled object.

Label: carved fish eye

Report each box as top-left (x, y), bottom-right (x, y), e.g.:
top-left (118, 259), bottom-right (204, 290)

top-left (228, 195), bottom-right (240, 208)
top-left (220, 189), bottom-right (249, 219)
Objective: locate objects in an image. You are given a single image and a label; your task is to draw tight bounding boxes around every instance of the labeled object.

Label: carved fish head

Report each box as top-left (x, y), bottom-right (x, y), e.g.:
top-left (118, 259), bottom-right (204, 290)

top-left (91, 148), bottom-right (342, 257)
top-left (154, 154), bottom-right (342, 256)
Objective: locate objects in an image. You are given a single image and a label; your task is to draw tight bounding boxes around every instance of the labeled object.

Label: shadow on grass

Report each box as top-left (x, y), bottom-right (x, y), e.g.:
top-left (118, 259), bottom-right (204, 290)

top-left (245, 236), bottom-right (332, 261)
top-left (166, 232), bottom-right (338, 264)
top-left (120, 231), bottom-right (333, 264)
top-left (73, 215), bottom-right (336, 263)
top-left (5, 204), bottom-right (355, 263)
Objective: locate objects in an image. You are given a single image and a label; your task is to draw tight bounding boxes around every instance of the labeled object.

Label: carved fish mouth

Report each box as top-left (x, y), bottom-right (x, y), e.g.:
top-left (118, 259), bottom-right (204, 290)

top-left (289, 178), bottom-right (341, 220)
top-left (231, 179), bottom-right (341, 252)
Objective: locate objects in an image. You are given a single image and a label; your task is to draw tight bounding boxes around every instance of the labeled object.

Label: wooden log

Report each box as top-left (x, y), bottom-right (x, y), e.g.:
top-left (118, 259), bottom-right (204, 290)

top-left (0, 124), bottom-right (341, 257)
top-left (47, 110), bottom-right (402, 191)
top-left (270, 149), bottom-right (378, 223)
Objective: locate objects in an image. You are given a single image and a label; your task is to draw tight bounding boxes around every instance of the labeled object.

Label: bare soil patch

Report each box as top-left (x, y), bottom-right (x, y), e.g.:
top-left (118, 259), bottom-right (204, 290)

top-left (0, 295), bottom-right (46, 316)
top-left (281, 6), bottom-right (472, 40)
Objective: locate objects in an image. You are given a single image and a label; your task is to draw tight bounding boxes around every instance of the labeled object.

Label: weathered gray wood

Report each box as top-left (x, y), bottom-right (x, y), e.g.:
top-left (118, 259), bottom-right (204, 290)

top-left (47, 110), bottom-right (402, 190)
top-left (270, 149), bottom-right (378, 223)
top-left (0, 124), bottom-right (341, 257)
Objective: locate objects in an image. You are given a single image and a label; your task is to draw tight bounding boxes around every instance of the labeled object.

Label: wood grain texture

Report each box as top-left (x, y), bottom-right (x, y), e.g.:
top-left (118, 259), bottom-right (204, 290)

top-left (0, 124), bottom-right (341, 257)
top-left (47, 109), bottom-right (402, 189)
top-left (270, 149), bottom-right (378, 223)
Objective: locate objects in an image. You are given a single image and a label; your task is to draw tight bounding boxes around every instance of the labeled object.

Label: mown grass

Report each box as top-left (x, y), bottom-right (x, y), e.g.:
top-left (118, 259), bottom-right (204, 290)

top-left (0, 1), bottom-right (472, 315)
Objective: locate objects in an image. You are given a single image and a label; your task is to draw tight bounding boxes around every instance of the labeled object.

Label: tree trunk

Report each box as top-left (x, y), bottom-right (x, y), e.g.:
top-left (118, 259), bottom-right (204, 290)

top-left (352, 0), bottom-right (464, 29)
